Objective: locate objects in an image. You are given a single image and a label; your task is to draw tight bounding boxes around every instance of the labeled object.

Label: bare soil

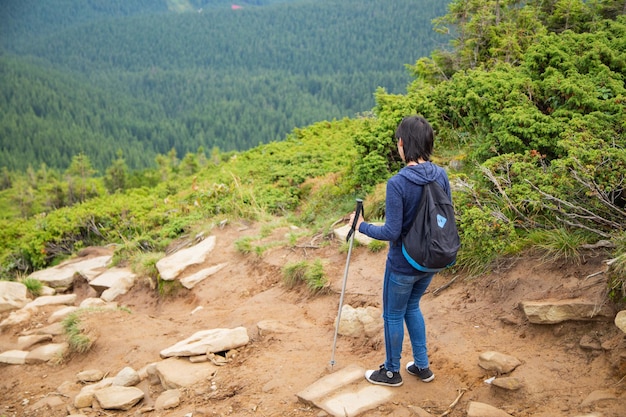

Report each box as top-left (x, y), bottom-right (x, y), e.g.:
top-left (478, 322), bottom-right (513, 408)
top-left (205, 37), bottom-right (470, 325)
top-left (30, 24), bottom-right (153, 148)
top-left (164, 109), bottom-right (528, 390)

top-left (1, 220), bottom-right (625, 417)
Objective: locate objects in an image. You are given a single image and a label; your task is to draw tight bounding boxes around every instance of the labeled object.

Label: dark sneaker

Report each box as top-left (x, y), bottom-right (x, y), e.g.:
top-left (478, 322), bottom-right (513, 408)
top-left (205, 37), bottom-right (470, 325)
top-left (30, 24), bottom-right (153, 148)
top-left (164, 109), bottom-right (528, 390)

top-left (365, 364), bottom-right (403, 387)
top-left (406, 362), bottom-right (435, 382)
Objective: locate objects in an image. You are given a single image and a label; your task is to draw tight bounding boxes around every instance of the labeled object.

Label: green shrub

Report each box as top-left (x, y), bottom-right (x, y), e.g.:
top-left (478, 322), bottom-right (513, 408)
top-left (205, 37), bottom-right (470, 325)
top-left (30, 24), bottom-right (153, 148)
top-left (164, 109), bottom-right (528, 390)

top-left (368, 240), bottom-right (387, 252)
top-left (608, 233), bottom-right (626, 303)
top-left (157, 277), bottom-right (185, 297)
top-left (282, 259), bottom-right (328, 293)
top-left (455, 204), bottom-right (517, 276)
top-left (526, 228), bottom-right (591, 265)
top-left (19, 276), bottom-right (43, 297)
top-left (62, 311), bottom-right (95, 354)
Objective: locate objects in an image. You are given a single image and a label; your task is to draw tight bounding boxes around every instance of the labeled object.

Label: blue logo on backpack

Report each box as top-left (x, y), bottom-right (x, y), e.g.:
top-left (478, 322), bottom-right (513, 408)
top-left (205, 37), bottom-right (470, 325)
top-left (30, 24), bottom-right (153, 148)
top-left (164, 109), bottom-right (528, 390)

top-left (436, 214), bottom-right (447, 228)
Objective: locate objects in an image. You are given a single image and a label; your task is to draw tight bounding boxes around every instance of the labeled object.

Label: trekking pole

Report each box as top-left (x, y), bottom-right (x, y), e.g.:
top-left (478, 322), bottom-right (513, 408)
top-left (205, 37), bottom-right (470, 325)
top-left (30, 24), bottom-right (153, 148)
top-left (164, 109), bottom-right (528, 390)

top-left (330, 198), bottom-right (363, 371)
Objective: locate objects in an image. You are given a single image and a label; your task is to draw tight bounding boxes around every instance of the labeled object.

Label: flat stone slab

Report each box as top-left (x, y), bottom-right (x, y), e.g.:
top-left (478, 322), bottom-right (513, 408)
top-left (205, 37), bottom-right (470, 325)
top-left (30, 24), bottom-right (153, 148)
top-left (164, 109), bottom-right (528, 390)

top-left (0, 350), bottom-right (29, 365)
top-left (155, 358), bottom-right (218, 389)
top-left (0, 281), bottom-right (30, 312)
top-left (297, 364), bottom-right (364, 405)
top-left (321, 384), bottom-right (393, 417)
top-left (159, 327), bottom-right (249, 358)
top-left (156, 236), bottom-right (216, 280)
top-left (521, 298), bottom-right (615, 324)
top-left (27, 255), bottom-right (112, 288)
top-left (297, 364), bottom-right (392, 417)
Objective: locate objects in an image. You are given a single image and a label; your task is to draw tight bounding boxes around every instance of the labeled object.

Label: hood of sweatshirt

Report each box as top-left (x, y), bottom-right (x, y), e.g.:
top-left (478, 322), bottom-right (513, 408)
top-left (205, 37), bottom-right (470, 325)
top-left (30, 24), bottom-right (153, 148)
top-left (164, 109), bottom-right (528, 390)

top-left (397, 161), bottom-right (441, 186)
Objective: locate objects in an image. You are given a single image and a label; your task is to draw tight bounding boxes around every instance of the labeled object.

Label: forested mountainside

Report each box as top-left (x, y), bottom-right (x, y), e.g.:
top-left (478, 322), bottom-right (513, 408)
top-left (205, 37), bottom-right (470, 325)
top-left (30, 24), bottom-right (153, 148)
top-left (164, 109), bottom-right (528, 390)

top-left (0, 0), bottom-right (449, 172)
top-left (0, 0), bottom-right (296, 45)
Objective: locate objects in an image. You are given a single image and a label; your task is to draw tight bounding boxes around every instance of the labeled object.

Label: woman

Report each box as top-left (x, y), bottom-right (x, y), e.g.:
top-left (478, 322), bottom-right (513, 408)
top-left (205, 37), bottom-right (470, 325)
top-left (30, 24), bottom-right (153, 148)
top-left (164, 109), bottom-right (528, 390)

top-left (349, 115), bottom-right (452, 387)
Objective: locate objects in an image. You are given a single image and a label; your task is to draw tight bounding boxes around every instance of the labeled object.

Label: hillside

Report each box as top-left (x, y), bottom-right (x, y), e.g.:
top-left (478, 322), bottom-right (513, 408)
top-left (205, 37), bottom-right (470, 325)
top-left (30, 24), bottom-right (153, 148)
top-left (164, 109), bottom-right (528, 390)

top-left (0, 2), bottom-right (625, 414)
top-left (0, 220), bottom-right (624, 416)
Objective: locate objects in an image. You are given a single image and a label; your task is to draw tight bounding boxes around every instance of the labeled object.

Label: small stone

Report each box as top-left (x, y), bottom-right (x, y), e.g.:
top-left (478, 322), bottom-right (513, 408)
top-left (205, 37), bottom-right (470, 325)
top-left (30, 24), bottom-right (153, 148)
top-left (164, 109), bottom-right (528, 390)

top-left (491, 377), bottom-right (524, 391)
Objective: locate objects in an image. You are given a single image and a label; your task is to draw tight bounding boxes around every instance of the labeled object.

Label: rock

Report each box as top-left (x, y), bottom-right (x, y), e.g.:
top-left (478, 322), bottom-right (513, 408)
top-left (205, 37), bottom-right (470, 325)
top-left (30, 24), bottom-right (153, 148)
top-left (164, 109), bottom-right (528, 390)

top-left (467, 401), bottom-right (513, 417)
top-left (27, 254), bottom-right (112, 289)
top-left (77, 369), bottom-right (105, 383)
top-left (334, 224), bottom-right (377, 246)
top-left (89, 267), bottom-right (136, 298)
top-left (521, 299), bottom-right (614, 324)
top-left (491, 377), bottom-right (524, 390)
top-left (40, 286), bottom-right (56, 296)
top-left (79, 297), bottom-right (110, 308)
top-left (25, 342), bottom-right (69, 363)
top-left (0, 281), bottom-right (30, 312)
top-left (156, 235), bottom-right (216, 280)
top-left (159, 327), bottom-right (249, 358)
top-left (28, 395), bottom-right (64, 412)
top-left (93, 385), bottom-right (144, 411)
top-left (113, 366), bottom-right (140, 387)
top-left (407, 405), bottom-right (435, 417)
top-left (23, 321), bottom-right (65, 336)
top-left (615, 310), bottom-right (626, 334)
top-left (17, 334), bottom-right (53, 350)
top-left (141, 362), bottom-right (161, 385)
top-left (0, 308), bottom-right (34, 328)
top-left (579, 333), bottom-right (602, 350)
top-left (74, 378), bottom-right (113, 408)
top-left (48, 305), bottom-right (78, 323)
top-left (580, 389), bottom-right (619, 407)
top-left (155, 357), bottom-right (218, 389)
top-left (478, 351), bottom-right (522, 374)
top-left (155, 389), bottom-right (181, 410)
top-left (0, 349), bottom-right (29, 365)
top-left (24, 294), bottom-right (77, 309)
top-left (337, 304), bottom-right (382, 338)
top-left (180, 262), bottom-right (228, 289)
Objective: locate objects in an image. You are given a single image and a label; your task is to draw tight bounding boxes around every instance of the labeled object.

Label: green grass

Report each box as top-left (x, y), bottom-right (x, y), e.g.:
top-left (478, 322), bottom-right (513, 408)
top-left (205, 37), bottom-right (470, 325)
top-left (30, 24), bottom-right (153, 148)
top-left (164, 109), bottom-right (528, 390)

top-left (527, 228), bottom-right (590, 265)
top-left (62, 311), bottom-right (95, 354)
top-left (368, 240), bottom-right (386, 252)
top-left (19, 276), bottom-right (43, 297)
top-left (282, 259), bottom-right (328, 293)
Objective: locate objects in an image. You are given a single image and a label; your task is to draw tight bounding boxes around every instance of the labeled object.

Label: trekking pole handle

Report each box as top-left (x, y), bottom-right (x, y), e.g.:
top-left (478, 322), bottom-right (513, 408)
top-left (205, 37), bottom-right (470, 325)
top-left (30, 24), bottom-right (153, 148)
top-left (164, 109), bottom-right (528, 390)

top-left (346, 198), bottom-right (363, 242)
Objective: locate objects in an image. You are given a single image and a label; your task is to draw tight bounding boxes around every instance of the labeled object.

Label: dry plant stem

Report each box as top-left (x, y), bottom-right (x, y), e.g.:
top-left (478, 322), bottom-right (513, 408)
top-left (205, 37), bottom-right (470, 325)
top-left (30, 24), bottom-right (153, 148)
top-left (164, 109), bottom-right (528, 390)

top-left (480, 166), bottom-right (538, 228)
top-left (526, 180), bottom-right (621, 232)
top-left (569, 165), bottom-right (626, 218)
top-left (433, 275), bottom-right (459, 296)
top-left (585, 270), bottom-right (605, 280)
top-left (438, 388), bottom-right (466, 417)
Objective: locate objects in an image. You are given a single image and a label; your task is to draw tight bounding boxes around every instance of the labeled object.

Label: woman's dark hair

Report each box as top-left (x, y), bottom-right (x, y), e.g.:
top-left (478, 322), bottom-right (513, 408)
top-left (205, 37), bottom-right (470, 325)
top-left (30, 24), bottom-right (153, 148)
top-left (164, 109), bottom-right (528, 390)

top-left (394, 115), bottom-right (434, 163)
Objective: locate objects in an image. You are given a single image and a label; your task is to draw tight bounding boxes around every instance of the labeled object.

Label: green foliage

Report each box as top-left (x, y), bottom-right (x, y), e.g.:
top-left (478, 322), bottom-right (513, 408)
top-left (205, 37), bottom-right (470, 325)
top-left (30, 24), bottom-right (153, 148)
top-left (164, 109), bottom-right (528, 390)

top-left (368, 240), bottom-right (387, 253)
top-left (19, 276), bottom-right (43, 297)
top-left (234, 237), bottom-right (254, 255)
top-left (526, 228), bottom-right (591, 264)
top-left (608, 232), bottom-right (626, 302)
top-left (0, 0), bottom-right (624, 285)
top-left (62, 310), bottom-right (95, 354)
top-left (157, 277), bottom-right (185, 297)
top-left (0, 0), bottom-right (447, 173)
top-left (354, 13), bottom-right (626, 271)
top-left (454, 201), bottom-right (518, 276)
top-left (282, 258), bottom-right (328, 293)
top-left (129, 251), bottom-right (163, 289)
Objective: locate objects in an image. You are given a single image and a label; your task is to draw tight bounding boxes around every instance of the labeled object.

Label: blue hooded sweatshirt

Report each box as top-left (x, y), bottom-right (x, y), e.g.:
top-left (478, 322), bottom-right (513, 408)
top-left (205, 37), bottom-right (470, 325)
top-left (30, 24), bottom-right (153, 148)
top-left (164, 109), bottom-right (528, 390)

top-left (358, 161), bottom-right (452, 275)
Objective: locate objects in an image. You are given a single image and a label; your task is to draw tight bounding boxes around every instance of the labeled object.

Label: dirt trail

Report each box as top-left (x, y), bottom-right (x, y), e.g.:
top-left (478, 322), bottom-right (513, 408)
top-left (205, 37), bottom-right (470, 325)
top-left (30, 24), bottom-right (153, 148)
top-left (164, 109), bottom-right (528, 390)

top-left (1, 220), bottom-right (625, 417)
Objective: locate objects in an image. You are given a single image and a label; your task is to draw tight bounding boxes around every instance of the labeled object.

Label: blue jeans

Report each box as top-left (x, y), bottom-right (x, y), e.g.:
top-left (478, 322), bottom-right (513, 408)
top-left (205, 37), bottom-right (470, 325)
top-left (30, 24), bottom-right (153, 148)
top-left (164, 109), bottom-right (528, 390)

top-left (382, 267), bottom-right (434, 372)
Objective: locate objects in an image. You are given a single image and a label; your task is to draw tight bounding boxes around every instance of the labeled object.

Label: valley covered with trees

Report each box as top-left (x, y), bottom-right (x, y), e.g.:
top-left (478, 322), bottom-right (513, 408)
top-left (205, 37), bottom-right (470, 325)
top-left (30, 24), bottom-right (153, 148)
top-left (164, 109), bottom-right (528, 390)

top-left (1, 0), bottom-right (448, 172)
